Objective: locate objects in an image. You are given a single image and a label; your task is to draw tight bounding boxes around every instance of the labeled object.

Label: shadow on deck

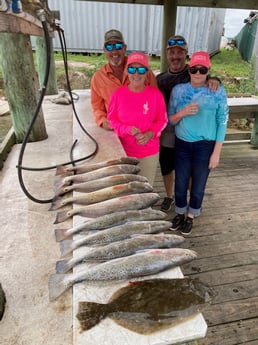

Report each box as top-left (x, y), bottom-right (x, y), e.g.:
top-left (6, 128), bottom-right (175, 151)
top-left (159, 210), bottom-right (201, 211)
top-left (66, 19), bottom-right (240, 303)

top-left (153, 142), bottom-right (258, 345)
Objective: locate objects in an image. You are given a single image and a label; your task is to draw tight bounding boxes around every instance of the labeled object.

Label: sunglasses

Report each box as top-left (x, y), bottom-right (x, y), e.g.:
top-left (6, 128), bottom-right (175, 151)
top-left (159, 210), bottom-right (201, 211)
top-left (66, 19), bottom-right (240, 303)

top-left (104, 43), bottom-right (124, 51)
top-left (167, 39), bottom-right (186, 47)
top-left (127, 66), bottom-right (148, 75)
top-left (189, 66), bottom-right (209, 75)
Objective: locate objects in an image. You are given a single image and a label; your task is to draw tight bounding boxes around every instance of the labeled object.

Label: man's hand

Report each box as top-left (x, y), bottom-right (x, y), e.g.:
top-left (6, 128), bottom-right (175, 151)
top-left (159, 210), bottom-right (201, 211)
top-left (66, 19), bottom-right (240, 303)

top-left (207, 77), bottom-right (220, 92)
top-left (102, 118), bottom-right (113, 130)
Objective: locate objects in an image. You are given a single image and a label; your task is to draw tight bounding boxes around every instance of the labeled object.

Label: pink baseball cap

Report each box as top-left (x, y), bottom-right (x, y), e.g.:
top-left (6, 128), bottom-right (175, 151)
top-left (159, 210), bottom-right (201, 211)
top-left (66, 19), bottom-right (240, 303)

top-left (126, 52), bottom-right (149, 68)
top-left (189, 51), bottom-right (211, 68)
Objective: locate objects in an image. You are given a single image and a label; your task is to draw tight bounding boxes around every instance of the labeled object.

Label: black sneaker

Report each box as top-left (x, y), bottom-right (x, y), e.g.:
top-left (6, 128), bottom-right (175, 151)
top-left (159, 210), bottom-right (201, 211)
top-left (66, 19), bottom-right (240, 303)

top-left (170, 214), bottom-right (185, 231)
top-left (181, 217), bottom-right (193, 236)
top-left (160, 197), bottom-right (175, 212)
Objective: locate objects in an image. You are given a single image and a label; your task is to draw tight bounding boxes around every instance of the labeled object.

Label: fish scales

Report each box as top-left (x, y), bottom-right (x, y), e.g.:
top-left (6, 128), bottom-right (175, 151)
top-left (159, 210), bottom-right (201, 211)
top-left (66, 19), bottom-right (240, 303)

top-left (54, 173), bottom-right (148, 196)
top-left (56, 233), bottom-right (185, 273)
top-left (55, 208), bottom-right (166, 242)
top-left (59, 220), bottom-right (172, 257)
top-left (49, 181), bottom-right (153, 211)
top-left (53, 193), bottom-right (160, 224)
top-left (54, 164), bottom-right (141, 189)
top-left (48, 248), bottom-right (198, 301)
top-left (55, 157), bottom-right (139, 176)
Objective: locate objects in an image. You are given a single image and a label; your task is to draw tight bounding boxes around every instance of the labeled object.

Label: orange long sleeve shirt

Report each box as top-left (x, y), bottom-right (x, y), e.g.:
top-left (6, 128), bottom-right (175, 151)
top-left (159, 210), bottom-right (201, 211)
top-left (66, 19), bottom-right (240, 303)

top-left (90, 56), bottom-right (158, 127)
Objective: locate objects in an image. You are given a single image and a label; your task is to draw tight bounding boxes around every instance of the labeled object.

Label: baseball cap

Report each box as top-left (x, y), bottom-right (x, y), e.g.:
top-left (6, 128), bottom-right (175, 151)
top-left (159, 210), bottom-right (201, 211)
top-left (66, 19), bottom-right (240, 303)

top-left (189, 51), bottom-right (211, 68)
top-left (167, 35), bottom-right (188, 50)
top-left (104, 29), bottom-right (124, 43)
top-left (126, 52), bottom-right (149, 68)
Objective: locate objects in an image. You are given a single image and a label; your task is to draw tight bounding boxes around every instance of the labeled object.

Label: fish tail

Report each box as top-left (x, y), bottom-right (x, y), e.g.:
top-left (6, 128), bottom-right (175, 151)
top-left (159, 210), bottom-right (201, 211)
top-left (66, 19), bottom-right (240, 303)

top-left (54, 229), bottom-right (69, 242)
top-left (53, 185), bottom-right (66, 197)
top-left (48, 196), bottom-right (64, 211)
top-left (48, 274), bottom-right (71, 301)
top-left (53, 210), bottom-right (70, 224)
top-left (76, 301), bottom-right (108, 331)
top-left (59, 239), bottom-right (73, 257)
top-left (56, 259), bottom-right (71, 274)
top-left (55, 165), bottom-right (70, 176)
top-left (53, 177), bottom-right (66, 190)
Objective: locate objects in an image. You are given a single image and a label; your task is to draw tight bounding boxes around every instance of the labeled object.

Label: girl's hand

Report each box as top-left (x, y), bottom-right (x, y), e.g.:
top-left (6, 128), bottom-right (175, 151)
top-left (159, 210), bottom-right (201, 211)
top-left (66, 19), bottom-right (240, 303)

top-left (131, 126), bottom-right (141, 136)
top-left (136, 131), bottom-right (154, 145)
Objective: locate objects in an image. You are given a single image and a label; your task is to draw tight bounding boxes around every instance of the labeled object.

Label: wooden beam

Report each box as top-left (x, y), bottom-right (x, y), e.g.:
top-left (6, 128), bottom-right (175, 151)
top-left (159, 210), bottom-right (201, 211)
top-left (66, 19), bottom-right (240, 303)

top-left (177, 0), bottom-right (258, 9)
top-left (0, 12), bottom-right (44, 36)
top-left (76, 0), bottom-right (258, 9)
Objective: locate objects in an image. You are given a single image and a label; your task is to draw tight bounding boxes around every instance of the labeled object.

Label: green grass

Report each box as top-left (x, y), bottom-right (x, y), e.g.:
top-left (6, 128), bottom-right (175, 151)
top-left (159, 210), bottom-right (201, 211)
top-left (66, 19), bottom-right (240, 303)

top-left (0, 48), bottom-right (256, 95)
top-left (53, 48), bottom-right (256, 94)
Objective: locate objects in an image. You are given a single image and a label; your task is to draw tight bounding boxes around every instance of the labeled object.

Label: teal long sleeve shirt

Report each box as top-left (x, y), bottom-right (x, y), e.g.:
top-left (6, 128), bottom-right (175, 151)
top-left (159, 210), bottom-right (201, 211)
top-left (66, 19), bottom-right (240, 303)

top-left (168, 82), bottom-right (229, 143)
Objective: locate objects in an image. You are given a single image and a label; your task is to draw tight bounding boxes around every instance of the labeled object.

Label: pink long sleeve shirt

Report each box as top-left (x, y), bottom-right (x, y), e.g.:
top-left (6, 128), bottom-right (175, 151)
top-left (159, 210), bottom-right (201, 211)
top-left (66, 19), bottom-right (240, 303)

top-left (107, 85), bottom-right (168, 158)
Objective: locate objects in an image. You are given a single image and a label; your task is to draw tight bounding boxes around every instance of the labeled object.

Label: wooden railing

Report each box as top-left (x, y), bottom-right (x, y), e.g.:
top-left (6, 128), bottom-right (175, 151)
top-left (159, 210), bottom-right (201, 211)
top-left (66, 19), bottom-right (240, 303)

top-left (226, 96), bottom-right (258, 147)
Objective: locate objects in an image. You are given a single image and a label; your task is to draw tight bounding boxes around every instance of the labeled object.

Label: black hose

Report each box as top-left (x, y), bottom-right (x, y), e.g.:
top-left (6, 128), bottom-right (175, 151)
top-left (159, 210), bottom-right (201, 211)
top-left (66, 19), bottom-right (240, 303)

top-left (16, 16), bottom-right (98, 203)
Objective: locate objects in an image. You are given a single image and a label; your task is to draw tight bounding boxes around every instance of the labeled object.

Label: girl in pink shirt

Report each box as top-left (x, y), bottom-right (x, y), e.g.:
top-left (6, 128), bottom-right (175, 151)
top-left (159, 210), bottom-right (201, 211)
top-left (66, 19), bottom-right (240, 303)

top-left (107, 52), bottom-right (167, 185)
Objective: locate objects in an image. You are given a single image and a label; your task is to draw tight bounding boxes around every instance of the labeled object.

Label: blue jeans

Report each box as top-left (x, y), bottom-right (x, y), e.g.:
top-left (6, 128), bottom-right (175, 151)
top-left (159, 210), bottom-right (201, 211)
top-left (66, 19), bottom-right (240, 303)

top-left (174, 137), bottom-right (215, 216)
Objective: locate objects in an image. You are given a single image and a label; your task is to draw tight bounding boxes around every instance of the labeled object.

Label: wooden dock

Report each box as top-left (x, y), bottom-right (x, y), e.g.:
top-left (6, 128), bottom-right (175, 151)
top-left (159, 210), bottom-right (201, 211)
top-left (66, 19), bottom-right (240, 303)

top-left (153, 142), bottom-right (258, 345)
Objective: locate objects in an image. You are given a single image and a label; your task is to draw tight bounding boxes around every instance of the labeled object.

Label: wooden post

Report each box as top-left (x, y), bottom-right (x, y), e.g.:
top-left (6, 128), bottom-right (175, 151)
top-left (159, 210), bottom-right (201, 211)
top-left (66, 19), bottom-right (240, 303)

top-left (250, 113), bottom-right (258, 148)
top-left (0, 32), bottom-right (48, 143)
top-left (35, 35), bottom-right (58, 95)
top-left (160, 0), bottom-right (177, 73)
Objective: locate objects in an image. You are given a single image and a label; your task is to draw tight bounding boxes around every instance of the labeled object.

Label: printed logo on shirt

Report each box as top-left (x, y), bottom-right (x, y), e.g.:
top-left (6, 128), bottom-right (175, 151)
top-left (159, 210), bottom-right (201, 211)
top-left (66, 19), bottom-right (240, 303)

top-left (143, 101), bottom-right (149, 114)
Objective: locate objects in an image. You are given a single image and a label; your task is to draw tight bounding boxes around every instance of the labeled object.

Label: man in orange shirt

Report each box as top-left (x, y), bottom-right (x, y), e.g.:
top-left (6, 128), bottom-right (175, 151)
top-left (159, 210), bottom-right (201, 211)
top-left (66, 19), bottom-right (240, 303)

top-left (91, 29), bottom-right (157, 130)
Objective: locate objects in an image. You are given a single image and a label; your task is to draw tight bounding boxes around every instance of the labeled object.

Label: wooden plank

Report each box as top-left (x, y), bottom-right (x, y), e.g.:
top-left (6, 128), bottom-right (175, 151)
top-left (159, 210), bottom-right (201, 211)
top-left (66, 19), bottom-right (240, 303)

top-left (198, 319), bottom-right (258, 345)
top-left (0, 12), bottom-right (43, 36)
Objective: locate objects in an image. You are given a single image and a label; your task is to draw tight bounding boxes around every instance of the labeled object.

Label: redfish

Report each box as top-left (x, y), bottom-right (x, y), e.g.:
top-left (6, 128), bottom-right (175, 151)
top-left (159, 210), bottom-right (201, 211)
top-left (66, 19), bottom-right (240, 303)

top-left (54, 164), bottom-right (141, 189)
top-left (53, 193), bottom-right (160, 224)
top-left (54, 173), bottom-right (148, 196)
top-left (55, 157), bottom-right (139, 175)
top-left (49, 181), bottom-right (153, 211)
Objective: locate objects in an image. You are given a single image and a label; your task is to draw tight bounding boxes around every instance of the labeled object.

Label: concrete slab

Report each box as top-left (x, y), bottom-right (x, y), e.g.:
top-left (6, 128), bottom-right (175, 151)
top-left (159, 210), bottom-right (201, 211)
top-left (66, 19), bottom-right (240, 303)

top-left (0, 96), bottom-right (73, 345)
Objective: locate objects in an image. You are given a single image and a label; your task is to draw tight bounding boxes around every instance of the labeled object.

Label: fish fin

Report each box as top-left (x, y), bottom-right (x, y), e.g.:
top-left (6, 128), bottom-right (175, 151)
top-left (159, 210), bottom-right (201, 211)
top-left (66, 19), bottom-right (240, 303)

top-left (60, 240), bottom-right (73, 257)
top-left (48, 196), bottom-right (64, 211)
top-left (48, 274), bottom-right (70, 301)
top-left (56, 259), bottom-right (71, 274)
top-left (54, 229), bottom-right (69, 242)
top-left (76, 301), bottom-right (108, 331)
top-left (55, 165), bottom-right (70, 176)
top-left (53, 210), bottom-right (70, 224)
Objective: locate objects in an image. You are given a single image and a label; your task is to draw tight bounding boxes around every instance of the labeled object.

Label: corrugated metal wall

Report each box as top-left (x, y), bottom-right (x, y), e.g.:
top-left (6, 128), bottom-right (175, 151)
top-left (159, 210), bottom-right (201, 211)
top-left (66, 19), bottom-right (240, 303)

top-left (47, 0), bottom-right (225, 56)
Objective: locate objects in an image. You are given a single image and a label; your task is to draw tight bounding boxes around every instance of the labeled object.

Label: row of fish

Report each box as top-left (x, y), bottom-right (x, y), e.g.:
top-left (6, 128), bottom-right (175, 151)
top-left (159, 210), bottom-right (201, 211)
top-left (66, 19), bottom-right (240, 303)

top-left (49, 157), bottom-right (198, 314)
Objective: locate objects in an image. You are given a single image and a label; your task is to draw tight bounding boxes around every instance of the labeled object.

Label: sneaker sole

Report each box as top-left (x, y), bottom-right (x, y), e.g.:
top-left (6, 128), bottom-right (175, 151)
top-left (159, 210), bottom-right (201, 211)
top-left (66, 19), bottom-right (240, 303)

top-left (169, 223), bottom-right (184, 231)
top-left (180, 229), bottom-right (192, 236)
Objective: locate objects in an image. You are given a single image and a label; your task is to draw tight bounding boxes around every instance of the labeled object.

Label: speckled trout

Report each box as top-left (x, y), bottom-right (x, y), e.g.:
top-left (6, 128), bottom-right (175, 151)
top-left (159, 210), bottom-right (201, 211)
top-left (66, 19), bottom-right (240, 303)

top-left (48, 248), bottom-right (198, 301)
top-left (55, 208), bottom-right (166, 242)
top-left (56, 233), bottom-right (185, 273)
top-left (49, 181), bottom-right (153, 211)
top-left (54, 174), bottom-right (148, 196)
top-left (59, 220), bottom-right (173, 257)
top-left (53, 193), bottom-right (160, 224)
top-left (55, 157), bottom-right (139, 176)
top-left (54, 164), bottom-right (141, 189)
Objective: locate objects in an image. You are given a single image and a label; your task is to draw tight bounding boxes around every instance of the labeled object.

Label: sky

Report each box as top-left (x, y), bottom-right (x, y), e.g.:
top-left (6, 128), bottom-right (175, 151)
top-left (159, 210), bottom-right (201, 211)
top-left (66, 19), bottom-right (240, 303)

top-left (224, 9), bottom-right (256, 38)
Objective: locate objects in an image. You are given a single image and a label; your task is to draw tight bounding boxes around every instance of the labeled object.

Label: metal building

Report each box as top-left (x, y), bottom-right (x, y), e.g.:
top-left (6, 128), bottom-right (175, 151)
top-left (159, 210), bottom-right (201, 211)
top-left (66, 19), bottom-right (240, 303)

top-left (47, 0), bottom-right (226, 56)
